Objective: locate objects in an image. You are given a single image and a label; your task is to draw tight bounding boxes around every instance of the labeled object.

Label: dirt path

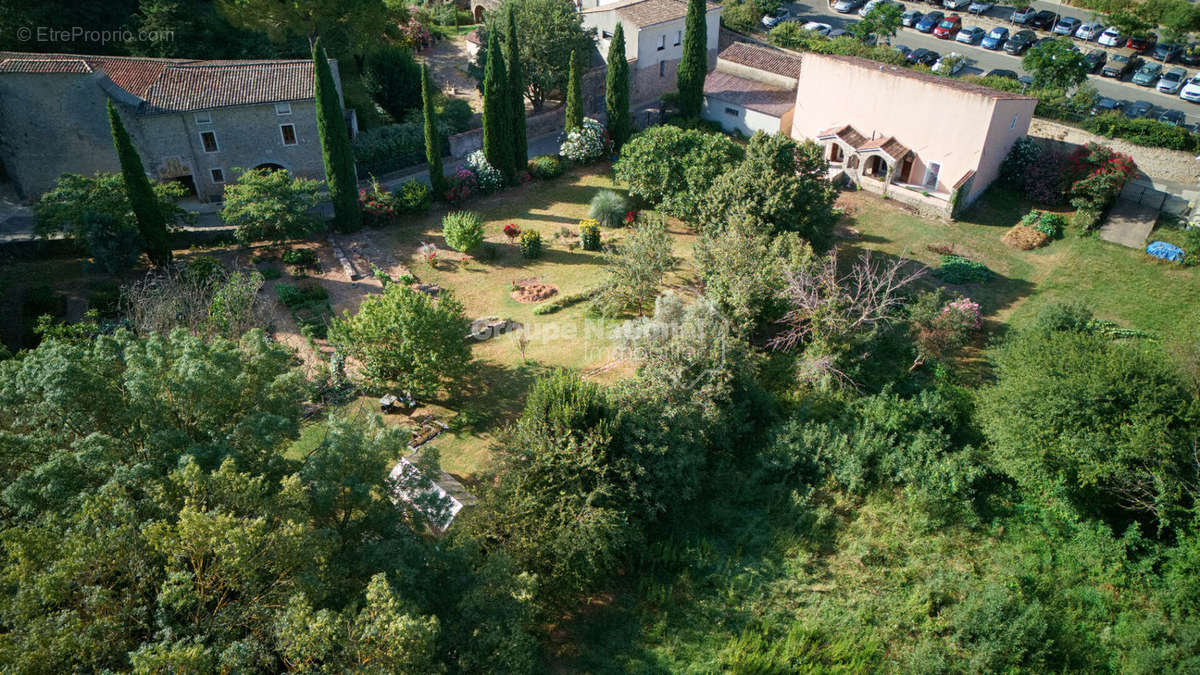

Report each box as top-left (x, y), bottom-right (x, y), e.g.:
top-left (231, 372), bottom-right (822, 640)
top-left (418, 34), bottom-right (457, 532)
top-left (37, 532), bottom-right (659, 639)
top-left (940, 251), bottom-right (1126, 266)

top-left (419, 35), bottom-right (482, 114)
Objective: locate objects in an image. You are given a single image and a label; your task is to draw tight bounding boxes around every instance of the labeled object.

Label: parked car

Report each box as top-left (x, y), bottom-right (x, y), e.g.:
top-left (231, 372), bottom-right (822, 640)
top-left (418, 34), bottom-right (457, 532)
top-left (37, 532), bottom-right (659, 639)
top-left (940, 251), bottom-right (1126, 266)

top-left (901, 9), bottom-right (923, 27)
top-left (1158, 109), bottom-right (1186, 125)
top-left (1029, 10), bottom-right (1057, 30)
top-left (933, 53), bottom-right (968, 74)
top-left (1101, 53), bottom-right (1141, 78)
top-left (967, 0), bottom-right (993, 15)
top-left (1124, 100), bottom-right (1154, 118)
top-left (833, 0), bottom-right (865, 14)
top-left (1181, 46), bottom-right (1200, 67)
top-left (801, 21), bottom-right (833, 35)
top-left (1074, 23), bottom-right (1104, 41)
top-left (915, 11), bottom-right (944, 33)
top-left (1097, 27), bottom-right (1123, 47)
top-left (1180, 76), bottom-right (1200, 103)
top-left (1158, 67), bottom-right (1188, 94)
top-left (1131, 61), bottom-right (1163, 86)
top-left (894, 44), bottom-right (912, 58)
top-left (956, 26), bottom-right (985, 44)
top-left (1010, 6), bottom-right (1035, 24)
top-left (1090, 97), bottom-right (1124, 115)
top-left (981, 26), bottom-right (1008, 50)
top-left (827, 28), bottom-right (849, 38)
top-left (1152, 43), bottom-right (1183, 63)
top-left (907, 47), bottom-right (940, 66)
top-left (1052, 16), bottom-right (1081, 36)
top-left (860, 0), bottom-right (898, 17)
top-left (762, 7), bottom-right (790, 28)
top-left (933, 15), bottom-right (962, 39)
top-left (1004, 29), bottom-right (1036, 55)
top-left (1127, 32), bottom-right (1157, 52)
top-left (943, 0), bottom-right (971, 10)
top-left (985, 68), bottom-right (1019, 79)
top-left (1084, 49), bottom-right (1107, 73)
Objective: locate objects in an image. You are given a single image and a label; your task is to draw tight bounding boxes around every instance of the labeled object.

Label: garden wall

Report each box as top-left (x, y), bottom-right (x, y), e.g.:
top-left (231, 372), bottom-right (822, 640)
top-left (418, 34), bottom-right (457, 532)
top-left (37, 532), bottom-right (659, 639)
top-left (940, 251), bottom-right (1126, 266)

top-left (448, 102), bottom-right (572, 158)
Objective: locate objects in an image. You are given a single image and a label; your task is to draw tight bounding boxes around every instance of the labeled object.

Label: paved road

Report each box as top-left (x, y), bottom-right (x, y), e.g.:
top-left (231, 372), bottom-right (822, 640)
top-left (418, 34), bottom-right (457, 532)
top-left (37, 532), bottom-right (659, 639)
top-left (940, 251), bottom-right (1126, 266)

top-left (781, 0), bottom-right (1200, 125)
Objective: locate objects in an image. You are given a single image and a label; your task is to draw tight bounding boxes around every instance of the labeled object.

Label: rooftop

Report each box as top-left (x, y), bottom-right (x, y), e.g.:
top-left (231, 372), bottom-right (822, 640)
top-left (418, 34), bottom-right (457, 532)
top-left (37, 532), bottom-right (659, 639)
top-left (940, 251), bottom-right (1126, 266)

top-left (803, 52), bottom-right (1036, 101)
top-left (583, 0), bottom-right (720, 27)
top-left (0, 51), bottom-right (321, 112)
top-left (704, 71), bottom-right (795, 118)
top-left (717, 42), bottom-right (804, 80)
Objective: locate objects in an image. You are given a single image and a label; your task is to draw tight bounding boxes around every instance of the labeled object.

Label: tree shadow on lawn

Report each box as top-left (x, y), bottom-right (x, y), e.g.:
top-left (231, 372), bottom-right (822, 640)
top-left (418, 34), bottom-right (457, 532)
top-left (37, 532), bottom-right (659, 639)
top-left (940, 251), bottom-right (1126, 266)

top-left (439, 358), bottom-right (545, 437)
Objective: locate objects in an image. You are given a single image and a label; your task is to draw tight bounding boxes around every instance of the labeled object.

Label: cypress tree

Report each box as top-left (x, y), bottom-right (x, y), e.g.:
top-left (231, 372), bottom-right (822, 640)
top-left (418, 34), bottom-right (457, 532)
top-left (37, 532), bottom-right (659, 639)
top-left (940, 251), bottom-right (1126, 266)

top-left (564, 49), bottom-right (583, 133)
top-left (482, 30), bottom-right (513, 180)
top-left (421, 64), bottom-right (445, 197)
top-left (313, 39), bottom-right (361, 232)
top-left (107, 100), bottom-right (171, 267)
top-left (676, 0), bottom-right (707, 118)
top-left (504, 8), bottom-right (527, 174)
top-left (605, 22), bottom-right (632, 152)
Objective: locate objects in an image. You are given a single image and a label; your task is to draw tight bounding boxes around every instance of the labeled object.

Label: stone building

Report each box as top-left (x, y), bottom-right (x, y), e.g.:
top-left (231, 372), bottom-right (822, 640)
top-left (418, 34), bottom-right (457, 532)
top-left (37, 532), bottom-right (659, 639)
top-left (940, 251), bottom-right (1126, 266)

top-left (789, 52), bottom-right (1037, 218)
top-left (701, 42), bottom-right (802, 137)
top-left (0, 51), bottom-right (345, 202)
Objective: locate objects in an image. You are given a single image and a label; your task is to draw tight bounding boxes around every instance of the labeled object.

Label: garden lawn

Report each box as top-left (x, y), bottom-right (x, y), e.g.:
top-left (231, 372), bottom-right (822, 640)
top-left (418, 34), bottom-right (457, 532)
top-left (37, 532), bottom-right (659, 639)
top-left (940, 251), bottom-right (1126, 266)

top-left (839, 188), bottom-right (1200, 346)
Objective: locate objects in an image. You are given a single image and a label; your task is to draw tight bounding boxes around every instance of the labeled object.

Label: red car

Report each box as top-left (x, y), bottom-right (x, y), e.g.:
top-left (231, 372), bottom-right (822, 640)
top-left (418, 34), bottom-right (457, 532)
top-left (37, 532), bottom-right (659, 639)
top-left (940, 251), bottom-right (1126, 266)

top-left (933, 14), bottom-right (962, 39)
top-left (1126, 31), bottom-right (1157, 52)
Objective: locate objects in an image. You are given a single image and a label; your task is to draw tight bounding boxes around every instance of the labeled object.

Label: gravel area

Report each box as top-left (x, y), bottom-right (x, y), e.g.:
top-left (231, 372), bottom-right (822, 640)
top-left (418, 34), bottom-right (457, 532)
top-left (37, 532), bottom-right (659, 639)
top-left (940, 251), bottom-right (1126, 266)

top-left (1028, 119), bottom-right (1200, 186)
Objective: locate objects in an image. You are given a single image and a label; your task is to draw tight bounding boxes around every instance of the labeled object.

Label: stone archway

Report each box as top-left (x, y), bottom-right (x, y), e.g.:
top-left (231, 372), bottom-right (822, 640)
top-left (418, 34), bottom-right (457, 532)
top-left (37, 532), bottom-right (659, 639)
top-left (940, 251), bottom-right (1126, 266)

top-left (864, 155), bottom-right (888, 179)
top-left (474, 5), bottom-right (485, 22)
top-left (255, 162), bottom-right (288, 173)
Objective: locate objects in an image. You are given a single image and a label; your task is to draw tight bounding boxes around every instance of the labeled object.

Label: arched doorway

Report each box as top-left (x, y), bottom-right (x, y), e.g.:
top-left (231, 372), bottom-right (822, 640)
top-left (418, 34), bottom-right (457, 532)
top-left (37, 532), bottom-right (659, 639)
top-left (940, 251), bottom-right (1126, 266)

top-left (828, 143), bottom-right (844, 163)
top-left (474, 5), bottom-right (485, 22)
top-left (864, 155), bottom-right (887, 179)
top-left (255, 163), bottom-right (287, 173)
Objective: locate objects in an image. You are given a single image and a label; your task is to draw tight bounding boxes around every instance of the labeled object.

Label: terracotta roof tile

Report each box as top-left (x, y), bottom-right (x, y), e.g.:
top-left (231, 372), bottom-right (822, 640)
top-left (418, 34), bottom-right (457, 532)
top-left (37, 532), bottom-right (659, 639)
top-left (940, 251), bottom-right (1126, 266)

top-left (718, 43), bottom-right (803, 79)
top-left (817, 123), bottom-right (867, 149)
top-left (584, 0), bottom-right (719, 26)
top-left (703, 71), bottom-right (794, 117)
top-left (804, 52), bottom-right (1036, 101)
top-left (858, 135), bottom-right (909, 160)
top-left (0, 58), bottom-right (92, 74)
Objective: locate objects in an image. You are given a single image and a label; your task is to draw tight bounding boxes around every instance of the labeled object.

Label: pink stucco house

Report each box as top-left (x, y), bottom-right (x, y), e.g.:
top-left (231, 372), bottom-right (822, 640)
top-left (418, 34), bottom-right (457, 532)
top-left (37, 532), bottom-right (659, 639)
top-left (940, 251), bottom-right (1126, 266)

top-left (789, 53), bottom-right (1037, 218)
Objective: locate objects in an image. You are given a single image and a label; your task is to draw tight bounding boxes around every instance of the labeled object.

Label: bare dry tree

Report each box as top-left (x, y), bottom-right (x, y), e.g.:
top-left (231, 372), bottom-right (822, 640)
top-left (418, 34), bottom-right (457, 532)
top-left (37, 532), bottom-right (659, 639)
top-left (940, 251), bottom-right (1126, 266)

top-left (122, 263), bottom-right (269, 339)
top-left (769, 251), bottom-right (925, 386)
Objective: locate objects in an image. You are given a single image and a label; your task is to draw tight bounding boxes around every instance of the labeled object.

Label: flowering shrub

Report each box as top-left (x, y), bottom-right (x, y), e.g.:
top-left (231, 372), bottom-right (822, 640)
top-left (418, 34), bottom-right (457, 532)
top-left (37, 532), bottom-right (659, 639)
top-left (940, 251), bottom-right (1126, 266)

top-left (623, 210), bottom-right (639, 226)
top-left (909, 291), bottom-right (982, 367)
top-left (466, 150), bottom-right (504, 193)
top-left (445, 168), bottom-right (478, 206)
top-left (560, 118), bottom-right (608, 163)
top-left (580, 221), bottom-right (601, 251)
top-left (418, 241), bottom-right (439, 266)
top-left (503, 223), bottom-right (521, 242)
top-left (398, 18), bottom-right (432, 49)
top-left (519, 229), bottom-right (542, 259)
top-left (1062, 144), bottom-right (1137, 212)
top-left (360, 176), bottom-right (398, 227)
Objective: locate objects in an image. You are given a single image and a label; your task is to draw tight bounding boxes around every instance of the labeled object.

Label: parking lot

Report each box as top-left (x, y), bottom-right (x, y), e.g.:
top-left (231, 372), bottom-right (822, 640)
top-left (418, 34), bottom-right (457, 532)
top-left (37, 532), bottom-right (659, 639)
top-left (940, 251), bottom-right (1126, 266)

top-left (775, 0), bottom-right (1200, 126)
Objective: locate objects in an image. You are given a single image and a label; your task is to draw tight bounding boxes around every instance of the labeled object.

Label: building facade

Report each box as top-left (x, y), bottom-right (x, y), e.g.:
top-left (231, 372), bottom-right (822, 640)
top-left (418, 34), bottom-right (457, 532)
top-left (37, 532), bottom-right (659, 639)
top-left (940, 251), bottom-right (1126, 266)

top-left (789, 52), bottom-right (1036, 218)
top-left (701, 42), bottom-right (802, 137)
top-left (0, 52), bottom-right (343, 202)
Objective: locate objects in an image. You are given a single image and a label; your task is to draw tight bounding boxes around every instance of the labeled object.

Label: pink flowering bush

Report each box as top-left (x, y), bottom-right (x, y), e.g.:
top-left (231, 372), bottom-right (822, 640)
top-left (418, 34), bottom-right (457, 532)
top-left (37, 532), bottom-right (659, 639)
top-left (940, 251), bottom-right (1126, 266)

top-left (360, 177), bottom-right (398, 227)
top-left (444, 168), bottom-right (478, 207)
top-left (909, 291), bottom-right (982, 368)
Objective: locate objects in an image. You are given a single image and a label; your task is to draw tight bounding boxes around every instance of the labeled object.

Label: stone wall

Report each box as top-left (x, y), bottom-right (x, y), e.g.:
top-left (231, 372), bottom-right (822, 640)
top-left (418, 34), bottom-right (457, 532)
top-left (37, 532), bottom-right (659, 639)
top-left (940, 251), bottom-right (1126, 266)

top-left (448, 102), bottom-right (571, 159)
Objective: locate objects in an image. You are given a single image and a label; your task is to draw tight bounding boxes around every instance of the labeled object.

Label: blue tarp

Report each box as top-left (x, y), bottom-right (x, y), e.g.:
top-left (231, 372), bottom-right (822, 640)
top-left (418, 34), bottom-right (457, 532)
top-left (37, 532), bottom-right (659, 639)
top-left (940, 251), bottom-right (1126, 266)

top-left (1146, 241), bottom-right (1185, 263)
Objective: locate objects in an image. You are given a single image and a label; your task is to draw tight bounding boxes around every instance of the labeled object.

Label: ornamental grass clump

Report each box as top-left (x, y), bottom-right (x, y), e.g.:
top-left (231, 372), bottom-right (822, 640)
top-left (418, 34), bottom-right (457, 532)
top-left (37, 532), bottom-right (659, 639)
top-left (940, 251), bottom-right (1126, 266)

top-left (588, 190), bottom-right (629, 228)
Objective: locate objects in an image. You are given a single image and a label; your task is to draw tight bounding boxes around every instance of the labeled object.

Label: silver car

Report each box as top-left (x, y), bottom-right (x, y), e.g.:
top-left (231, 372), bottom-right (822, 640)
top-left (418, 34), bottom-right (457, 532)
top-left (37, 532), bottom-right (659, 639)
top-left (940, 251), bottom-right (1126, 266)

top-left (834, 0), bottom-right (864, 14)
top-left (1074, 23), bottom-right (1104, 41)
top-left (1158, 67), bottom-right (1189, 94)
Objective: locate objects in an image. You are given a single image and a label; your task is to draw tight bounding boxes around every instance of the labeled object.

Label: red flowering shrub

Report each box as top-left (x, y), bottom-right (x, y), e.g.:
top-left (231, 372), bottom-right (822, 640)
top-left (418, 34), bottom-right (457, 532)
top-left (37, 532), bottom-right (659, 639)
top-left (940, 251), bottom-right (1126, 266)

top-left (444, 168), bottom-right (478, 207)
top-left (360, 177), bottom-right (399, 227)
top-left (1061, 144), bottom-right (1137, 212)
top-left (503, 223), bottom-right (521, 242)
top-left (623, 210), bottom-right (639, 226)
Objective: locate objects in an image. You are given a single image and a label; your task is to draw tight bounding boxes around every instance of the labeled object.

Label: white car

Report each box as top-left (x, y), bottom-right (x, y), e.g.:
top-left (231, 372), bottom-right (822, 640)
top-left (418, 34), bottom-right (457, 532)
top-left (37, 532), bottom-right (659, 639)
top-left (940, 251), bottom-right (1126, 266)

top-left (933, 53), bottom-right (967, 75)
top-left (1074, 23), bottom-right (1104, 41)
top-left (1158, 67), bottom-right (1188, 95)
top-left (857, 0), bottom-right (879, 16)
top-left (761, 7), bottom-right (790, 28)
top-left (1179, 76), bottom-right (1200, 103)
top-left (943, 0), bottom-right (971, 10)
top-left (1097, 27), bottom-right (1124, 47)
top-left (967, 0), bottom-right (994, 14)
top-left (802, 21), bottom-right (833, 36)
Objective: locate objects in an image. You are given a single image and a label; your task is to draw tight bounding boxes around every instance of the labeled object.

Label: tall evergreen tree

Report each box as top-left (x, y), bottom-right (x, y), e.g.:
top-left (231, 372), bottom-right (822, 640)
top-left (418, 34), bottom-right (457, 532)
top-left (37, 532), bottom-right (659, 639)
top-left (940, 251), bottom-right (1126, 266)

top-left (313, 39), bottom-right (361, 232)
top-left (107, 100), bottom-right (172, 267)
top-left (483, 30), bottom-right (513, 180)
top-left (564, 49), bottom-right (583, 133)
top-left (677, 0), bottom-right (708, 118)
top-left (421, 64), bottom-right (445, 197)
top-left (504, 8), bottom-right (528, 174)
top-left (605, 22), bottom-right (632, 152)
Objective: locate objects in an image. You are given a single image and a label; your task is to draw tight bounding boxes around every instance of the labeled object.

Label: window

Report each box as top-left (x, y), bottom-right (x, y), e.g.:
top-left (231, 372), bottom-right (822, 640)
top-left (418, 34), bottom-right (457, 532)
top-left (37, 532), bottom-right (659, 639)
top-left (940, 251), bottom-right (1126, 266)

top-left (210, 168), bottom-right (225, 183)
top-left (674, 30), bottom-right (682, 46)
top-left (194, 111), bottom-right (212, 125)
top-left (602, 30), bottom-right (612, 38)
top-left (200, 130), bottom-right (219, 153)
top-left (276, 102), bottom-right (292, 116)
top-left (659, 60), bottom-right (665, 77)
top-left (725, 107), bottom-right (739, 117)
top-left (923, 162), bottom-right (941, 190)
top-left (1010, 114), bottom-right (1017, 130)
top-left (658, 34), bottom-right (665, 50)
top-left (280, 124), bottom-right (297, 146)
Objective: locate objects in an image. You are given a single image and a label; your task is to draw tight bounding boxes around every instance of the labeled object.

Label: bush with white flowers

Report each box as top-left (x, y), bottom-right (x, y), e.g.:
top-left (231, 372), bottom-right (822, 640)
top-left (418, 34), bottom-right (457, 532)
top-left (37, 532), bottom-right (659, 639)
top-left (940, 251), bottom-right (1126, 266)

top-left (465, 150), bottom-right (504, 193)
top-left (560, 118), bottom-right (608, 163)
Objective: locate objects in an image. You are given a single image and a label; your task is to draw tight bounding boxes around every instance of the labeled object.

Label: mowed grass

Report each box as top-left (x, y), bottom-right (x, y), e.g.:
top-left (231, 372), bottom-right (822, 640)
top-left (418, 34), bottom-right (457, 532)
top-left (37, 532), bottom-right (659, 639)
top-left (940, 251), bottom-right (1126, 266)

top-left (839, 188), bottom-right (1200, 345)
top-left (297, 165), bottom-right (698, 478)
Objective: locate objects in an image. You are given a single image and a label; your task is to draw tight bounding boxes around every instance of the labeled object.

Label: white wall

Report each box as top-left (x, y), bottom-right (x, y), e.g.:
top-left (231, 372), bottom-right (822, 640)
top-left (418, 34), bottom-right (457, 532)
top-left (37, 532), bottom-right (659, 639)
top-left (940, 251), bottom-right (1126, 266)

top-left (587, 7), bottom-right (721, 70)
top-left (701, 96), bottom-right (781, 137)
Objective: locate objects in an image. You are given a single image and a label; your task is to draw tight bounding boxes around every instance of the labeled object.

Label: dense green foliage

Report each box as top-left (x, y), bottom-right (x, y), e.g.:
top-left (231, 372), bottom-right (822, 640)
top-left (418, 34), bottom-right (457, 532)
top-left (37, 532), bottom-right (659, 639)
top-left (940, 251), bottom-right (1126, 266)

top-left (362, 45), bottom-right (423, 122)
top-left (441, 210), bottom-right (485, 252)
top-left (482, 30), bottom-right (513, 182)
top-left (108, 101), bottom-right (173, 267)
top-left (314, 39), bottom-right (361, 233)
top-left (528, 154), bottom-right (565, 179)
top-left (421, 64), bottom-right (447, 197)
top-left (676, 0), bottom-right (708, 117)
top-left (1022, 38), bottom-right (1090, 90)
top-left (605, 22), bottom-right (633, 152)
top-left (614, 125), bottom-right (744, 224)
top-left (220, 168), bottom-right (323, 245)
top-left (487, 0), bottom-right (595, 110)
top-left (594, 215), bottom-right (676, 316)
top-left (564, 49), bottom-right (584, 133)
top-left (504, 7), bottom-right (528, 172)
